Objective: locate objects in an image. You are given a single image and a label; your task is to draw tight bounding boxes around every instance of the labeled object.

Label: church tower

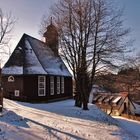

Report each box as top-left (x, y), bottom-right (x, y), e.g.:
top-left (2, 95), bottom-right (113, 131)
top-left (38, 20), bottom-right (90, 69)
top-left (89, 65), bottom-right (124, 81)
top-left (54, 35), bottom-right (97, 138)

top-left (43, 20), bottom-right (59, 55)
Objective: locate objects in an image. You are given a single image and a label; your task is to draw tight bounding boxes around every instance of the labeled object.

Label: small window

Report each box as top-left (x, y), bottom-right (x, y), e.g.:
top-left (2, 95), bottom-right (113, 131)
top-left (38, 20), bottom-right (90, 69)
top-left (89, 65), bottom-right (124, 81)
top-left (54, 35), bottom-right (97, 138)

top-left (15, 90), bottom-right (19, 96)
top-left (8, 76), bottom-right (15, 82)
top-left (57, 76), bottom-right (60, 94)
top-left (50, 76), bottom-right (54, 95)
top-left (38, 76), bottom-right (46, 96)
top-left (61, 77), bottom-right (64, 94)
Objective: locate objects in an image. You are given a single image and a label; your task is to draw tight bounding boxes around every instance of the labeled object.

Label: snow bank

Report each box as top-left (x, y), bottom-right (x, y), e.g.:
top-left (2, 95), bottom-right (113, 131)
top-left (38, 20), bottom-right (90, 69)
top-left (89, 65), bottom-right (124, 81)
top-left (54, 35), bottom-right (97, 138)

top-left (0, 99), bottom-right (139, 140)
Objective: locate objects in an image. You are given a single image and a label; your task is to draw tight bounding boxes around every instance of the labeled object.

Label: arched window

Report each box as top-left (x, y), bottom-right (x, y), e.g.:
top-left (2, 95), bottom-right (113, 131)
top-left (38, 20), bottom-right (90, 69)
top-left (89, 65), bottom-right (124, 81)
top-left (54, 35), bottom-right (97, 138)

top-left (8, 76), bottom-right (15, 82)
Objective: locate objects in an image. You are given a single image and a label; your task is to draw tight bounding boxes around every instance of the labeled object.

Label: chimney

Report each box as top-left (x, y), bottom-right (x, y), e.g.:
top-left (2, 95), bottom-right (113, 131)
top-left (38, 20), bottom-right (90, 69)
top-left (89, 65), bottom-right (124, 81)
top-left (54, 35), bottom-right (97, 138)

top-left (43, 20), bottom-right (59, 55)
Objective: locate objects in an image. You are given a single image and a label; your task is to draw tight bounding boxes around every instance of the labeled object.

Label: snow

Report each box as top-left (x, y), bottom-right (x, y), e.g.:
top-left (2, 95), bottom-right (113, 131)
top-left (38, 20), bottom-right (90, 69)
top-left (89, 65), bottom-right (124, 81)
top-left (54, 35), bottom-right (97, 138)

top-left (114, 116), bottom-right (140, 139)
top-left (112, 97), bottom-right (121, 104)
top-left (24, 39), bottom-right (47, 74)
top-left (28, 36), bottom-right (72, 77)
top-left (133, 102), bottom-right (140, 114)
top-left (0, 98), bottom-right (140, 140)
top-left (89, 85), bottom-right (109, 103)
top-left (1, 66), bottom-right (23, 75)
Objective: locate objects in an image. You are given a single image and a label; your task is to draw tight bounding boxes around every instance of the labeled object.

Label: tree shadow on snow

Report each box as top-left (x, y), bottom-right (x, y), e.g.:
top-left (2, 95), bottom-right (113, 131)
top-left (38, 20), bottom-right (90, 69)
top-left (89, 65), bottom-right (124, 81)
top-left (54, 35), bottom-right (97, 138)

top-left (25, 117), bottom-right (84, 140)
top-left (110, 129), bottom-right (138, 140)
top-left (112, 117), bottom-right (140, 140)
top-left (0, 109), bottom-right (29, 128)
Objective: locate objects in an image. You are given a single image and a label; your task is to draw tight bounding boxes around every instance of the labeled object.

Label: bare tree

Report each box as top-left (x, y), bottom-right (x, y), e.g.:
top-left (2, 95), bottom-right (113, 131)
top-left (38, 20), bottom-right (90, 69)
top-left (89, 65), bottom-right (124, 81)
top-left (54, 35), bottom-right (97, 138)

top-left (40, 0), bottom-right (131, 110)
top-left (0, 8), bottom-right (16, 64)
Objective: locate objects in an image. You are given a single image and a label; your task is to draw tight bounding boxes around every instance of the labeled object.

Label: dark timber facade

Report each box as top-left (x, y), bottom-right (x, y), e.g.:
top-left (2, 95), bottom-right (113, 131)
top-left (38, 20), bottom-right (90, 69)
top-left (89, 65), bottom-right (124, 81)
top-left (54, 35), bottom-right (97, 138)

top-left (2, 75), bottom-right (72, 102)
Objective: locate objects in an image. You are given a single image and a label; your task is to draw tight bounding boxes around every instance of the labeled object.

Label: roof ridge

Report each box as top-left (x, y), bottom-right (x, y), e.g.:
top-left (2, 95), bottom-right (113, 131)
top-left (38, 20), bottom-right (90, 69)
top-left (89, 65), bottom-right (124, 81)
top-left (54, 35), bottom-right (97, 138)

top-left (26, 37), bottom-right (48, 74)
top-left (23, 33), bottom-right (48, 46)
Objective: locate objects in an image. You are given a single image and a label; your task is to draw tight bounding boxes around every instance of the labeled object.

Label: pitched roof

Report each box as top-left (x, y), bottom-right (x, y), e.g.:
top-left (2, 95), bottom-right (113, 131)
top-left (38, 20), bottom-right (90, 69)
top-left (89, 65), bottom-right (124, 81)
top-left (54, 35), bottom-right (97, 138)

top-left (93, 92), bottom-right (136, 109)
top-left (2, 34), bottom-right (71, 77)
top-left (92, 92), bottom-right (128, 109)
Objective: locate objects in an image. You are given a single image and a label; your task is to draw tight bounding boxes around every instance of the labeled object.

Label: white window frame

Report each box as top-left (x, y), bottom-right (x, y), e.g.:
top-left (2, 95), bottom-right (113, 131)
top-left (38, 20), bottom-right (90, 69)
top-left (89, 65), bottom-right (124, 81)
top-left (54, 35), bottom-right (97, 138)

top-left (15, 90), bottom-right (19, 96)
top-left (61, 77), bottom-right (64, 94)
top-left (50, 76), bottom-right (54, 95)
top-left (57, 76), bottom-right (60, 94)
top-left (8, 76), bottom-right (15, 82)
top-left (38, 76), bottom-right (46, 96)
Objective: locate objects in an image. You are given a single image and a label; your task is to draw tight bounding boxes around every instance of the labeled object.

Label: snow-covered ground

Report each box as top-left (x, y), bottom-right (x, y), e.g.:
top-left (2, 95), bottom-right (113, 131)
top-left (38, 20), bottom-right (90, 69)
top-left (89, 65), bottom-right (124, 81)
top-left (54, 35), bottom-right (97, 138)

top-left (114, 116), bottom-right (140, 139)
top-left (0, 98), bottom-right (140, 140)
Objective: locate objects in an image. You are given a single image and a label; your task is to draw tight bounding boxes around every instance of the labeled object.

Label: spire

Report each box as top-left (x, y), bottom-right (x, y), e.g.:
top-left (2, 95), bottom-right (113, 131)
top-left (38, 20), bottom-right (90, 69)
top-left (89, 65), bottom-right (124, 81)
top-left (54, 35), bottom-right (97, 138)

top-left (43, 19), bottom-right (59, 55)
top-left (50, 17), bottom-right (53, 25)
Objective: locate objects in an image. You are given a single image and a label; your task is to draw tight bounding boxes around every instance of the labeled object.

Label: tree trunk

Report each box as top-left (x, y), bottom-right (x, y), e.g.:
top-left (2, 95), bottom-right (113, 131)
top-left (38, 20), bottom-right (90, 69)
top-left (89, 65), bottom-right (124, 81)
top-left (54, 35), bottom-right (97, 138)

top-left (81, 70), bottom-right (89, 110)
top-left (83, 101), bottom-right (88, 110)
top-left (75, 92), bottom-right (82, 107)
top-left (75, 78), bottom-right (82, 107)
top-left (82, 94), bottom-right (89, 110)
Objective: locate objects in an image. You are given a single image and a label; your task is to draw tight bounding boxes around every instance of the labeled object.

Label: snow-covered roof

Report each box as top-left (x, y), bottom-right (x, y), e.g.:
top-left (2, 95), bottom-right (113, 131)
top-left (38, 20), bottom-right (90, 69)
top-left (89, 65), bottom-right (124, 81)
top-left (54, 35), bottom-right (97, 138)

top-left (133, 102), bottom-right (140, 114)
top-left (2, 34), bottom-right (72, 76)
top-left (2, 66), bottom-right (23, 75)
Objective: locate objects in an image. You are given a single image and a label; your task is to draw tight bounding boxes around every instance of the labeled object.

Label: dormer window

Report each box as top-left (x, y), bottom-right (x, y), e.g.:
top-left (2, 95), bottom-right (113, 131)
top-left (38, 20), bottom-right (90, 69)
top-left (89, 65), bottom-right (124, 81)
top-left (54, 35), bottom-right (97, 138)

top-left (8, 76), bottom-right (15, 82)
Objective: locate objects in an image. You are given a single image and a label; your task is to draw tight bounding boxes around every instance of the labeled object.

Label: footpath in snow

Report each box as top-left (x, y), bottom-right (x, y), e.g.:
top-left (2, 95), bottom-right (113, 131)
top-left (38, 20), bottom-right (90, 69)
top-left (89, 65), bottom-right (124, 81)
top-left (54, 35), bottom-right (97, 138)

top-left (0, 98), bottom-right (140, 140)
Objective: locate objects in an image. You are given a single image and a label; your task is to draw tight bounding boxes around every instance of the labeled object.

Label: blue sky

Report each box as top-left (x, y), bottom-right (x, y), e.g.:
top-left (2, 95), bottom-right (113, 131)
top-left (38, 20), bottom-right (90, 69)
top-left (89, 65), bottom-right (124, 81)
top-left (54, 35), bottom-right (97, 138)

top-left (1, 0), bottom-right (57, 44)
top-left (117, 0), bottom-right (140, 55)
top-left (1, 0), bottom-right (140, 57)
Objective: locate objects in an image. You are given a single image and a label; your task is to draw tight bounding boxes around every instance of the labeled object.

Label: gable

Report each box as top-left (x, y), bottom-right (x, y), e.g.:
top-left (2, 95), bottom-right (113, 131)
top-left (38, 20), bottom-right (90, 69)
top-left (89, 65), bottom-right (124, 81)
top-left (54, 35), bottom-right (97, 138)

top-left (2, 38), bottom-right (24, 75)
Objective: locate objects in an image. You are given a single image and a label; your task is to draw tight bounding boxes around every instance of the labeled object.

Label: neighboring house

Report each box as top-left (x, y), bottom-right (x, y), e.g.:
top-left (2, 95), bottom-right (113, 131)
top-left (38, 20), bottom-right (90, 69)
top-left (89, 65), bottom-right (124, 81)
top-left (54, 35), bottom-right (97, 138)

top-left (96, 71), bottom-right (140, 102)
top-left (92, 92), bottom-right (135, 116)
top-left (1, 23), bottom-right (72, 102)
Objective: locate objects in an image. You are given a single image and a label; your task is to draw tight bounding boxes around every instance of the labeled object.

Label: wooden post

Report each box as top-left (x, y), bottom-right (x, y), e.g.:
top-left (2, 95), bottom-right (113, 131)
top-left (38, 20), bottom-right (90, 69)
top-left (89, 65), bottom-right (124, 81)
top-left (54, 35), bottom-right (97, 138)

top-left (0, 87), bottom-right (3, 112)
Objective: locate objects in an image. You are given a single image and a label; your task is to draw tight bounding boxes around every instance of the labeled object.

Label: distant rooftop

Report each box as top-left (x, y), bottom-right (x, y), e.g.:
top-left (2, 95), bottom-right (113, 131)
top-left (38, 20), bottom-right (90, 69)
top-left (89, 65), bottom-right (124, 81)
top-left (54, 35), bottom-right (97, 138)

top-left (92, 92), bottom-right (129, 109)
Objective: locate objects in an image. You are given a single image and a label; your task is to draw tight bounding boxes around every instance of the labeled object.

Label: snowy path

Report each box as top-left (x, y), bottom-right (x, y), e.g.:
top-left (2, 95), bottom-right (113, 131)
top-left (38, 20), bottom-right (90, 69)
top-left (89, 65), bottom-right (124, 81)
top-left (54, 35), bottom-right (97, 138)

top-left (0, 98), bottom-right (139, 140)
top-left (4, 99), bottom-right (101, 129)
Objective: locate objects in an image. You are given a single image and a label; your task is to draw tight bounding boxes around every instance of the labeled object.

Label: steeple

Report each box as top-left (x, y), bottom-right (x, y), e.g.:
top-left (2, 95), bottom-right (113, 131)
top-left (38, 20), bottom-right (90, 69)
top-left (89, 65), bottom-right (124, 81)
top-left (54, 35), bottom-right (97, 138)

top-left (43, 19), bottom-right (59, 55)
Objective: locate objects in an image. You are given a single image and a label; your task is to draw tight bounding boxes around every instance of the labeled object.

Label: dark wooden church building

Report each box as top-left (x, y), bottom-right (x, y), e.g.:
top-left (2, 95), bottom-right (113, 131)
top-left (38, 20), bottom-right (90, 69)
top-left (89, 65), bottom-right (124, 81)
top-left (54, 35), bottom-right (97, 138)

top-left (1, 23), bottom-right (72, 102)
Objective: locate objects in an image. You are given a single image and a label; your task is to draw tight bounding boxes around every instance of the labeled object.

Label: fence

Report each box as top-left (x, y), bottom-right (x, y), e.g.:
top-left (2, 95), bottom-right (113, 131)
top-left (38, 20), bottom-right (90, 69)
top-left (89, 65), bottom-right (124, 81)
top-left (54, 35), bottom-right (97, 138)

top-left (0, 88), bottom-right (3, 112)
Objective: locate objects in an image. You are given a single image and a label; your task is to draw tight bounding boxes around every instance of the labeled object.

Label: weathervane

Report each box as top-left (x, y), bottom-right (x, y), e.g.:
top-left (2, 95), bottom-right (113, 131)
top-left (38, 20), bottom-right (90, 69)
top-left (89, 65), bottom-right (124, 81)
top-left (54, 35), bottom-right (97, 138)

top-left (50, 17), bottom-right (53, 25)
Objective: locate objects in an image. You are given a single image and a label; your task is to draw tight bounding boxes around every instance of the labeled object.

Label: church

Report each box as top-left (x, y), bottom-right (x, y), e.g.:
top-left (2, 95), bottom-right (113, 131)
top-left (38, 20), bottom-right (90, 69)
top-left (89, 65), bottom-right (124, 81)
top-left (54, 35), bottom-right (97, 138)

top-left (1, 23), bottom-right (72, 102)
